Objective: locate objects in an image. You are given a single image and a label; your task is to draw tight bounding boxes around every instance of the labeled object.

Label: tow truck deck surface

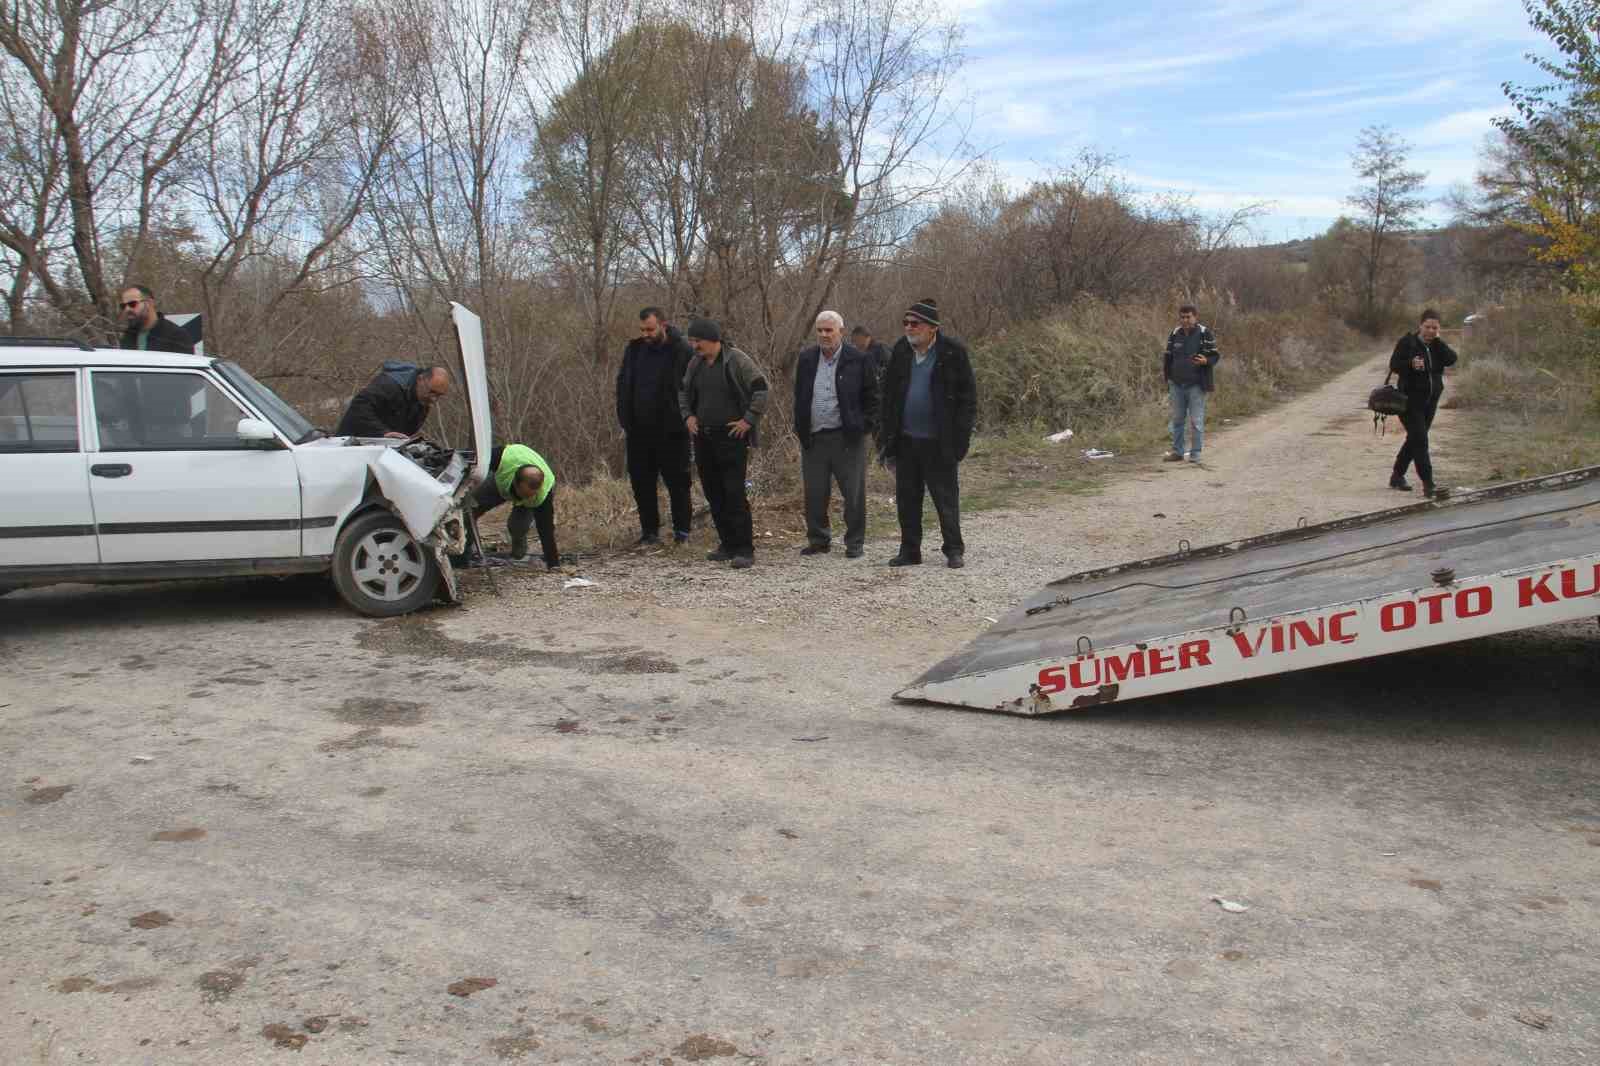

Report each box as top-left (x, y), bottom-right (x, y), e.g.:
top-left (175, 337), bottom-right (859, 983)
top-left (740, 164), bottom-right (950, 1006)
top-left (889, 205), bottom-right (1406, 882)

top-left (898, 466), bottom-right (1600, 713)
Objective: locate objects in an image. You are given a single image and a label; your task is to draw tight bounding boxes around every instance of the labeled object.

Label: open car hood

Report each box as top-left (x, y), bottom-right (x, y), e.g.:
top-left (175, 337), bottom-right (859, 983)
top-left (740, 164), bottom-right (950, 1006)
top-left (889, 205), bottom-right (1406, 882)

top-left (450, 303), bottom-right (493, 486)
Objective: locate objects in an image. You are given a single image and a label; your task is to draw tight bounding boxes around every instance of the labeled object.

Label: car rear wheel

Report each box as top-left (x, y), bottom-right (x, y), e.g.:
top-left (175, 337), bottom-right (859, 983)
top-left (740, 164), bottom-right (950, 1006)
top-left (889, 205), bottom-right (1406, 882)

top-left (331, 510), bottom-right (440, 617)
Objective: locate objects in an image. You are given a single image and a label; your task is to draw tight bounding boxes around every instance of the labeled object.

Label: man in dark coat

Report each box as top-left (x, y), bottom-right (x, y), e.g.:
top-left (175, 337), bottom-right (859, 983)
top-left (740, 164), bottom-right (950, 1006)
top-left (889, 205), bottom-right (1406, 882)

top-left (877, 298), bottom-right (977, 569)
top-left (117, 285), bottom-right (194, 354)
top-left (1388, 308), bottom-right (1458, 498)
top-left (615, 307), bottom-right (695, 545)
top-left (794, 311), bottom-right (880, 558)
top-left (679, 318), bottom-right (769, 570)
top-left (849, 325), bottom-right (890, 381)
top-left (335, 363), bottom-right (451, 438)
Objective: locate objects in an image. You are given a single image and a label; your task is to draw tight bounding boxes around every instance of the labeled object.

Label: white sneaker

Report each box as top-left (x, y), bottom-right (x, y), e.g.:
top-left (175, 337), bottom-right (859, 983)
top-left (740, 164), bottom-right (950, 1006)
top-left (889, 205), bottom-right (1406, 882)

top-left (1187, 452), bottom-right (1202, 463)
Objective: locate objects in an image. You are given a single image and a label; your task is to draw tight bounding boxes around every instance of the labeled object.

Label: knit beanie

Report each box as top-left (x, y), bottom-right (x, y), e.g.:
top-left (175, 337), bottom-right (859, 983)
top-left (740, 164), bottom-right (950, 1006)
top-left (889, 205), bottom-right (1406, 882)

top-left (687, 317), bottom-right (722, 343)
top-left (905, 298), bottom-right (940, 328)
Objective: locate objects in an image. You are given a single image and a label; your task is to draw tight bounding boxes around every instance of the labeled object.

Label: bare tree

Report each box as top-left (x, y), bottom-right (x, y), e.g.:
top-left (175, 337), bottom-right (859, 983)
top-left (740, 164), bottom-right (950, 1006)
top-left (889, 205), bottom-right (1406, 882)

top-left (0, 0), bottom-right (243, 328)
top-left (1347, 125), bottom-right (1427, 331)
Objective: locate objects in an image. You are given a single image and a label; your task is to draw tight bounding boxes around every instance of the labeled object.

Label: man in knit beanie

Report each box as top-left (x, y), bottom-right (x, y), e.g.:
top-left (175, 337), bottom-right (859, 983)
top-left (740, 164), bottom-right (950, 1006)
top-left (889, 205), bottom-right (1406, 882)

top-left (876, 298), bottom-right (977, 569)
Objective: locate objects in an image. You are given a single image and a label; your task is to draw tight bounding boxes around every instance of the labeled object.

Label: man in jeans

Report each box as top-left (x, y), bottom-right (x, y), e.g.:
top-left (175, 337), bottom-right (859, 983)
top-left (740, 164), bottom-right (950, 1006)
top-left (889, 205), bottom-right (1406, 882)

top-left (1161, 303), bottom-right (1222, 463)
top-left (679, 318), bottom-right (769, 570)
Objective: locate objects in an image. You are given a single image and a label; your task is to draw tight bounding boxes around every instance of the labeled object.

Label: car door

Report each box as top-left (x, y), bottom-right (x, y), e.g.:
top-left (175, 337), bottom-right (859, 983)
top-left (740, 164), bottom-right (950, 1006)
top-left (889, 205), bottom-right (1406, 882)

top-left (86, 368), bottom-right (302, 563)
top-left (0, 368), bottom-right (98, 567)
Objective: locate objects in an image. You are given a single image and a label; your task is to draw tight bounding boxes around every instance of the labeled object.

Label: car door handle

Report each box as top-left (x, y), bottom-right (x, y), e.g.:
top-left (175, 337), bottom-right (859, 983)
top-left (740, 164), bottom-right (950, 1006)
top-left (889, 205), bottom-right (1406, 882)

top-left (90, 463), bottom-right (133, 478)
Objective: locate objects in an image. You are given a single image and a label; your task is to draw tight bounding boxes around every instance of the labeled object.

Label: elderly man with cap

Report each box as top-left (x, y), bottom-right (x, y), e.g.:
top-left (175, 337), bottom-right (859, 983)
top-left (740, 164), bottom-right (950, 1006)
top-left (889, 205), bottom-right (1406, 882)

top-left (794, 310), bottom-right (879, 558)
top-left (877, 298), bottom-right (977, 569)
top-left (678, 318), bottom-right (769, 570)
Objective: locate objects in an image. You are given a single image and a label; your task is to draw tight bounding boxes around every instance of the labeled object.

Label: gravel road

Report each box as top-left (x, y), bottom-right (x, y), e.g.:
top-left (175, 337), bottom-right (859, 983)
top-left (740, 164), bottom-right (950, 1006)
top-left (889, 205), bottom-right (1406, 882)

top-left (2, 352), bottom-right (1597, 1064)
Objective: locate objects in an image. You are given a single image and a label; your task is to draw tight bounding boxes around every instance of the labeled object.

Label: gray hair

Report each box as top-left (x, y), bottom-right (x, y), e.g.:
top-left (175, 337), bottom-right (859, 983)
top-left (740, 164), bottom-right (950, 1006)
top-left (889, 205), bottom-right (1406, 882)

top-left (814, 310), bottom-right (844, 330)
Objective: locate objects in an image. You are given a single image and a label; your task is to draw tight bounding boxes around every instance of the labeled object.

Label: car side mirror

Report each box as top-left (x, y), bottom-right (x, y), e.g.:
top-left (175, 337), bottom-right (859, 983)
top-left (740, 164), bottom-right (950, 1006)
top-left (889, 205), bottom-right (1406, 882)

top-left (236, 418), bottom-right (283, 448)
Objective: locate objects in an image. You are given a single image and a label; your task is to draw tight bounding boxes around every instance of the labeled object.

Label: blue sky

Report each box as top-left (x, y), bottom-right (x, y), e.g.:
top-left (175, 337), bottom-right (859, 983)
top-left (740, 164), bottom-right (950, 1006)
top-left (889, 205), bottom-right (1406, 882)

top-left (953, 0), bottom-right (1551, 241)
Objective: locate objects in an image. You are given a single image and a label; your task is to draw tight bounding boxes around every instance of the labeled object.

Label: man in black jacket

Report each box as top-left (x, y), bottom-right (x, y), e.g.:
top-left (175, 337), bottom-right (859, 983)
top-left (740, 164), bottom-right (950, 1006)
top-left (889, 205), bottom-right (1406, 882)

top-left (335, 363), bottom-right (451, 438)
top-left (877, 298), bottom-right (977, 569)
top-left (616, 307), bottom-right (695, 545)
top-left (795, 311), bottom-right (880, 558)
top-left (1161, 303), bottom-right (1222, 462)
top-left (1388, 308), bottom-right (1458, 498)
top-left (849, 325), bottom-right (890, 381)
top-left (117, 285), bottom-right (194, 354)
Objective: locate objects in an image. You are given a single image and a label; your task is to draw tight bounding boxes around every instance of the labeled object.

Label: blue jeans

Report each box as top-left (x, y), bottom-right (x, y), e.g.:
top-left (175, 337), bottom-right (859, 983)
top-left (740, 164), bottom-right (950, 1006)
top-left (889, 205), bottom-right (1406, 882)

top-left (1169, 382), bottom-right (1206, 456)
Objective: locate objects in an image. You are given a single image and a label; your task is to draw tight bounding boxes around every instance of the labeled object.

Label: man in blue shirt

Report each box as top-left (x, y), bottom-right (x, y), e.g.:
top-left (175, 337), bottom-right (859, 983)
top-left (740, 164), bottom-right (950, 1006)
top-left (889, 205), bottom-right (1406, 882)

top-left (876, 299), bottom-right (977, 569)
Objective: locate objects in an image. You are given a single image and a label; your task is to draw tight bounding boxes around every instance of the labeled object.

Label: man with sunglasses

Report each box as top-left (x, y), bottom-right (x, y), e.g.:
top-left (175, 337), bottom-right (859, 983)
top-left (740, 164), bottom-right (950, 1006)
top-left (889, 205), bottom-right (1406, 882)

top-left (117, 285), bottom-right (194, 354)
top-left (877, 298), bottom-right (977, 569)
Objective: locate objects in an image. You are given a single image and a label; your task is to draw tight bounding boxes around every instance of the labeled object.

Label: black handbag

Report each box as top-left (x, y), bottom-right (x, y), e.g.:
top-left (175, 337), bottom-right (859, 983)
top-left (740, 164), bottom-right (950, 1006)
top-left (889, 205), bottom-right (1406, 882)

top-left (1368, 372), bottom-right (1407, 416)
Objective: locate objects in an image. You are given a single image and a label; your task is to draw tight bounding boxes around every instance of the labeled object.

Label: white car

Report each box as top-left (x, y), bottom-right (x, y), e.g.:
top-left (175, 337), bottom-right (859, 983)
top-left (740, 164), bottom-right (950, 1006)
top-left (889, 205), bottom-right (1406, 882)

top-left (0, 303), bottom-right (494, 617)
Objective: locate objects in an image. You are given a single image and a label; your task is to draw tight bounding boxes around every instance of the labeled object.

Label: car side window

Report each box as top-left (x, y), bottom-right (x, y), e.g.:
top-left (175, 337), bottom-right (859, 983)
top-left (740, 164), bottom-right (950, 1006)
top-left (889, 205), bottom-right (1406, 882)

top-left (0, 372), bottom-right (79, 452)
top-left (92, 372), bottom-right (253, 450)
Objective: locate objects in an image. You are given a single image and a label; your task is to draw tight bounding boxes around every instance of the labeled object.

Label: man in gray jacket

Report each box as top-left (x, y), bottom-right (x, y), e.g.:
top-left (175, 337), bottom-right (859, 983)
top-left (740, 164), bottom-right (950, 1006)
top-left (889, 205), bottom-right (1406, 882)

top-left (679, 318), bottom-right (769, 570)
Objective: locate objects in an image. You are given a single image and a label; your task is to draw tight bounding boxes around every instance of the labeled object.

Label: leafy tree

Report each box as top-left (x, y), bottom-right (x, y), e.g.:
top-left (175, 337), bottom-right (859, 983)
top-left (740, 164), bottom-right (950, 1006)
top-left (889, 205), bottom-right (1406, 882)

top-left (1495, 0), bottom-right (1600, 294)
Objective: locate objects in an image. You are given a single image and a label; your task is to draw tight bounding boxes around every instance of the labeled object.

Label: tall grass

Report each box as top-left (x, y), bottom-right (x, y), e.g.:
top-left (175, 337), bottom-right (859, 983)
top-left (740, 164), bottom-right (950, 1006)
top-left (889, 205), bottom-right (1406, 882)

top-left (1446, 295), bottom-right (1600, 480)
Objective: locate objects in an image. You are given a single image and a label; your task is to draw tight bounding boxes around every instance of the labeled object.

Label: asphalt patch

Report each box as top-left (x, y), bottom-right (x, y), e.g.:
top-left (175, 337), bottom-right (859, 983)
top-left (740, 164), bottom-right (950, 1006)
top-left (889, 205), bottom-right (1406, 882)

top-left (152, 827), bottom-right (207, 842)
top-left (358, 616), bottom-right (678, 675)
top-left (332, 697), bottom-right (426, 727)
top-left (261, 1023), bottom-right (309, 1049)
top-left (673, 1033), bottom-right (739, 1060)
top-left (447, 976), bottom-right (498, 997)
top-left (318, 728), bottom-right (412, 753)
top-left (197, 970), bottom-right (246, 999)
top-left (489, 1031), bottom-right (542, 1058)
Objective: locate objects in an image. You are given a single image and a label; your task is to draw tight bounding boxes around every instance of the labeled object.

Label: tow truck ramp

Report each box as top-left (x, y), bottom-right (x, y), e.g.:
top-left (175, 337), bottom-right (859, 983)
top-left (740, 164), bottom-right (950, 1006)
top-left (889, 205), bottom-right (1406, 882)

top-left (897, 465), bottom-right (1600, 713)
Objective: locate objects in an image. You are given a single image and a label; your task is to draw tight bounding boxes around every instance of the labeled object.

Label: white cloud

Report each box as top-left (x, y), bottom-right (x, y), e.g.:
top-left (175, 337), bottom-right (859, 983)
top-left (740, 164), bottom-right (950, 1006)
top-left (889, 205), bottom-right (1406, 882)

top-left (1412, 107), bottom-right (1509, 146)
top-left (1210, 77), bottom-right (1461, 124)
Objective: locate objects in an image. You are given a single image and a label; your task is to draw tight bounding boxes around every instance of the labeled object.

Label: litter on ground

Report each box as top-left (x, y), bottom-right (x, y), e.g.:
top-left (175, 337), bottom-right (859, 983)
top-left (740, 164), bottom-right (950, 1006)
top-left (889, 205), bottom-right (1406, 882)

top-left (1045, 428), bottom-right (1074, 443)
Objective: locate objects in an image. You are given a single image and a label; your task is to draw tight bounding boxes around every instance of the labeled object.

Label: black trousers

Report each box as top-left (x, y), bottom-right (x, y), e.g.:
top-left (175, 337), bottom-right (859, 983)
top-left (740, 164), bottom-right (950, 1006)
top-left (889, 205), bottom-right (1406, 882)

top-left (1393, 398), bottom-right (1440, 485)
top-left (469, 476), bottom-right (559, 565)
top-left (625, 430), bottom-right (692, 538)
top-left (895, 434), bottom-right (963, 558)
top-left (696, 428), bottom-right (753, 556)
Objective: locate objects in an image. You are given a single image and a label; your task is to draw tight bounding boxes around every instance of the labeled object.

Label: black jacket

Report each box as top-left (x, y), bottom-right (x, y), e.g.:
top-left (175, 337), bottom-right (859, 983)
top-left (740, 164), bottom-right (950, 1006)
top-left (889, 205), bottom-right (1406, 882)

top-left (878, 331), bottom-right (978, 464)
top-left (792, 343), bottom-right (880, 448)
top-left (862, 340), bottom-right (890, 378)
top-left (1162, 324), bottom-right (1221, 392)
top-left (335, 364), bottom-right (430, 437)
top-left (1389, 332), bottom-right (1458, 411)
top-left (616, 325), bottom-right (694, 437)
top-left (119, 313), bottom-right (194, 355)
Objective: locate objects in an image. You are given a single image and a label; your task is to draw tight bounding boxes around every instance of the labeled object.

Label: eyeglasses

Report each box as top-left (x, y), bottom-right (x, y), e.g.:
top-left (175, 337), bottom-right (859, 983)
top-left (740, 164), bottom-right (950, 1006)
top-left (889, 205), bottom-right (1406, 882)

top-left (120, 299), bottom-right (145, 310)
top-left (902, 318), bottom-right (927, 328)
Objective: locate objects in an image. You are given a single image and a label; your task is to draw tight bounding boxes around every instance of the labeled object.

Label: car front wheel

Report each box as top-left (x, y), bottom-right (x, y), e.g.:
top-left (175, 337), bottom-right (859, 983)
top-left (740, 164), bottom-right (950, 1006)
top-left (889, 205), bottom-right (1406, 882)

top-left (331, 510), bottom-right (441, 617)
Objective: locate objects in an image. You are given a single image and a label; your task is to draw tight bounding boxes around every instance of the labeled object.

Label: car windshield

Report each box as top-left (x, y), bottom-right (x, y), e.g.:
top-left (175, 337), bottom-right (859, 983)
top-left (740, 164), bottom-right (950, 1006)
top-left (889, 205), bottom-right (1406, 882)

top-left (215, 360), bottom-right (320, 444)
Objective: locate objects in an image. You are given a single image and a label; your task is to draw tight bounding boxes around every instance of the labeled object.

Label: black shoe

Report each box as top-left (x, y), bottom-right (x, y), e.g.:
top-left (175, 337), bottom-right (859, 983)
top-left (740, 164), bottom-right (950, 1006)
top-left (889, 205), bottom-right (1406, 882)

top-left (1162, 451), bottom-right (1186, 463)
top-left (1424, 482), bottom-right (1446, 499)
top-left (637, 532), bottom-right (661, 546)
top-left (730, 555), bottom-right (754, 570)
top-left (845, 546), bottom-right (864, 559)
top-left (706, 547), bottom-right (733, 562)
top-left (888, 553), bottom-right (922, 567)
top-left (799, 544), bottom-right (831, 556)
top-left (672, 531), bottom-right (690, 544)
top-left (947, 553), bottom-right (965, 569)
top-left (1389, 477), bottom-right (1412, 491)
